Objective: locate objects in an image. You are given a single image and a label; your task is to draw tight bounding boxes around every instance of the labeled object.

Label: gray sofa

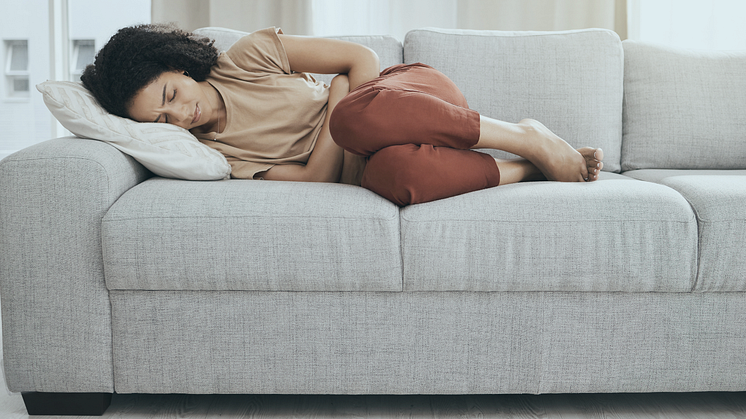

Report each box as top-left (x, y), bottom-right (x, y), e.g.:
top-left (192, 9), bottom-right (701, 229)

top-left (3, 27), bottom-right (746, 416)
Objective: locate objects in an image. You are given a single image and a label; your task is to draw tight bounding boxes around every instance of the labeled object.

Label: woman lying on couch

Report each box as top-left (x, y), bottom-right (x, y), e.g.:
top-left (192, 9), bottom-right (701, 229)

top-left (81, 24), bottom-right (603, 206)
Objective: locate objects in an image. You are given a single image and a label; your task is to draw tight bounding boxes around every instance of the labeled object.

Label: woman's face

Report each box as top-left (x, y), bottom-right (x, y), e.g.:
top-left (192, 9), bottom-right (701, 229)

top-left (127, 70), bottom-right (215, 131)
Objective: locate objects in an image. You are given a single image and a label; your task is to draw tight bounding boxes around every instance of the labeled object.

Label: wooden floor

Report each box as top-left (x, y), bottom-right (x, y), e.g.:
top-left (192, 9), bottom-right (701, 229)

top-left (3, 368), bottom-right (746, 419)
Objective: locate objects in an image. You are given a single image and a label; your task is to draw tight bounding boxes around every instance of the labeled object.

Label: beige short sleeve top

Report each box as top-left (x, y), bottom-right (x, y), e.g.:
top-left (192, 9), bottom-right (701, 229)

top-left (196, 27), bottom-right (330, 178)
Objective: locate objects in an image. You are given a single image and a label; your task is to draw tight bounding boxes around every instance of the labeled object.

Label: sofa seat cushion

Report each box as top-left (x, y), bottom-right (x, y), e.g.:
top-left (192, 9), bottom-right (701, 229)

top-left (401, 173), bottom-right (697, 292)
top-left (623, 170), bottom-right (746, 292)
top-left (102, 178), bottom-right (402, 291)
top-left (404, 28), bottom-right (623, 173)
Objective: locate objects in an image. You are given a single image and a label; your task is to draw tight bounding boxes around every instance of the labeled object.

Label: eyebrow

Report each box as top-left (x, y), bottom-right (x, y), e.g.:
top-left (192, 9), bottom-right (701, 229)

top-left (153, 83), bottom-right (167, 123)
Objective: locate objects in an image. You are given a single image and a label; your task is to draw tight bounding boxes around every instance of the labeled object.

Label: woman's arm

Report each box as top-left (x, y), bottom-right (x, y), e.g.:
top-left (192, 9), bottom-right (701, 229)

top-left (256, 74), bottom-right (350, 183)
top-left (254, 36), bottom-right (380, 182)
top-left (279, 35), bottom-right (380, 90)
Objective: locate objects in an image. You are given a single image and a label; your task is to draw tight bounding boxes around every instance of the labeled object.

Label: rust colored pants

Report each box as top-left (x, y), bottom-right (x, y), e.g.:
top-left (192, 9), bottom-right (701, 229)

top-left (330, 63), bottom-right (501, 206)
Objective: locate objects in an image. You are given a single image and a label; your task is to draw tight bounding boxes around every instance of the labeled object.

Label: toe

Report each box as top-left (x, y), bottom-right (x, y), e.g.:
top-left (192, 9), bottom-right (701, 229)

top-left (579, 147), bottom-right (601, 164)
top-left (588, 167), bottom-right (602, 181)
top-left (578, 147), bottom-right (604, 182)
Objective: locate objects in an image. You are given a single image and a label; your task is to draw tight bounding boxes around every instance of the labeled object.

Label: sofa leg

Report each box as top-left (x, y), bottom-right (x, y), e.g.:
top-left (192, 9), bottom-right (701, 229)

top-left (21, 392), bottom-right (112, 416)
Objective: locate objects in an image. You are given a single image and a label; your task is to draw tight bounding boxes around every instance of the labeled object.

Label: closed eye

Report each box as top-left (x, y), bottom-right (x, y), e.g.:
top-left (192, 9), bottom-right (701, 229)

top-left (162, 90), bottom-right (177, 123)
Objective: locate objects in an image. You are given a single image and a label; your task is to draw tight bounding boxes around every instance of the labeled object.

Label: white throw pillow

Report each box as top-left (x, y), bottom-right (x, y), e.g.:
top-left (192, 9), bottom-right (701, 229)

top-left (37, 80), bottom-right (231, 180)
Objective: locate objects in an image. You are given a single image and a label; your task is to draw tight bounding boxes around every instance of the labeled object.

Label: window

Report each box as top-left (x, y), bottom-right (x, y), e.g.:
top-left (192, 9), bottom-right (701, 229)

top-left (70, 39), bottom-right (94, 81)
top-left (628, 0), bottom-right (746, 50)
top-left (0, 0), bottom-right (150, 161)
top-left (4, 40), bottom-right (29, 98)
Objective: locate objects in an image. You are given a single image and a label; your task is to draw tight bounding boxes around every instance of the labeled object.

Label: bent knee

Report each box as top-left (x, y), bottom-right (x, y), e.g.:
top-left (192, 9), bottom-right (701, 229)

top-left (361, 144), bottom-right (430, 206)
top-left (329, 90), bottom-right (377, 155)
top-left (362, 145), bottom-right (501, 206)
top-left (330, 86), bottom-right (394, 156)
top-left (329, 98), bottom-right (356, 151)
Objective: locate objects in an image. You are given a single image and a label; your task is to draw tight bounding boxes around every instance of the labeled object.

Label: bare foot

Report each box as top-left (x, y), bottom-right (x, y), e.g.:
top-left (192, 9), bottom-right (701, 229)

top-left (519, 119), bottom-right (603, 182)
top-left (579, 147), bottom-right (604, 181)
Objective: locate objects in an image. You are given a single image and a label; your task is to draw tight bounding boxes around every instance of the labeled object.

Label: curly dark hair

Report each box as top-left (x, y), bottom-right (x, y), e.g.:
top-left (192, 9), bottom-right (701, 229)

top-left (81, 23), bottom-right (219, 119)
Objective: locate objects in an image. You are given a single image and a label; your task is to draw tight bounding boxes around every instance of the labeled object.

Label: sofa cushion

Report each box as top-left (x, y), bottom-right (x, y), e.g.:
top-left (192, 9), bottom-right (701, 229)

top-left (401, 173), bottom-right (697, 292)
top-left (404, 28), bottom-right (624, 173)
top-left (623, 170), bottom-right (746, 291)
top-left (102, 178), bottom-right (402, 291)
top-left (622, 41), bottom-right (746, 171)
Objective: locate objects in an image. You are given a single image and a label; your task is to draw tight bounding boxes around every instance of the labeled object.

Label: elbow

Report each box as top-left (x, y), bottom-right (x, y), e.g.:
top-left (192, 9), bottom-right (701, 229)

top-left (364, 46), bottom-right (380, 69)
top-left (348, 44), bottom-right (379, 76)
top-left (347, 46), bottom-right (380, 90)
top-left (362, 46), bottom-right (380, 75)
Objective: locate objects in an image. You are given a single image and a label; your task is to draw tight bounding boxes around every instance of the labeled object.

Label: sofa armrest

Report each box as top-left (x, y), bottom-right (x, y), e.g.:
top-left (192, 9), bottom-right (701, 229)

top-left (0, 137), bottom-right (151, 393)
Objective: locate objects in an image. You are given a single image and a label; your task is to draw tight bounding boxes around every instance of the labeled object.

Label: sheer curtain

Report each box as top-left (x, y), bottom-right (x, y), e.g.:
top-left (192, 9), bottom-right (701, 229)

top-left (312, 0), bottom-right (458, 42)
top-left (152, 0), bottom-right (627, 41)
top-left (312, 0), bottom-right (627, 41)
top-left (151, 0), bottom-right (746, 49)
top-left (152, 0), bottom-right (313, 34)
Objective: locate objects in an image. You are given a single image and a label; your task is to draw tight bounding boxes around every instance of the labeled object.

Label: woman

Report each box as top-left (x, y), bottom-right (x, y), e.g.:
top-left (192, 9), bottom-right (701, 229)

top-left (82, 24), bottom-right (603, 206)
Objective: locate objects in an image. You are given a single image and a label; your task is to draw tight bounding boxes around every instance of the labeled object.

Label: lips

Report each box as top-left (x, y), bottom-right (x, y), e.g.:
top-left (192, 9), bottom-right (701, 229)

top-left (192, 104), bottom-right (201, 125)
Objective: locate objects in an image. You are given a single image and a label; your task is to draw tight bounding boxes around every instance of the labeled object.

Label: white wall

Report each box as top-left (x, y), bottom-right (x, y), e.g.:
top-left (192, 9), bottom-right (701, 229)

top-left (0, 0), bottom-right (51, 160)
top-left (0, 0), bottom-right (150, 161)
top-left (68, 0), bottom-right (151, 58)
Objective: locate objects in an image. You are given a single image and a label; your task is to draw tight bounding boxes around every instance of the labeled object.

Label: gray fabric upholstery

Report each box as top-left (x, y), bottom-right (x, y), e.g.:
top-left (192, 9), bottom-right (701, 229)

top-left (622, 41), bottom-right (746, 171)
top-left (401, 173), bottom-right (697, 292)
top-left (623, 169), bottom-right (746, 291)
top-left (404, 28), bottom-right (624, 173)
top-left (4, 28), bottom-right (746, 399)
top-left (111, 290), bottom-right (746, 394)
top-left (102, 178), bottom-right (402, 291)
top-left (0, 137), bottom-right (150, 393)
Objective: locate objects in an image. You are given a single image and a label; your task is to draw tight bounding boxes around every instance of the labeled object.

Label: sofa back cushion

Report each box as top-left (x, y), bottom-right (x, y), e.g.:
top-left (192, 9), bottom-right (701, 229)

top-left (622, 41), bottom-right (746, 171)
top-left (404, 28), bottom-right (624, 173)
